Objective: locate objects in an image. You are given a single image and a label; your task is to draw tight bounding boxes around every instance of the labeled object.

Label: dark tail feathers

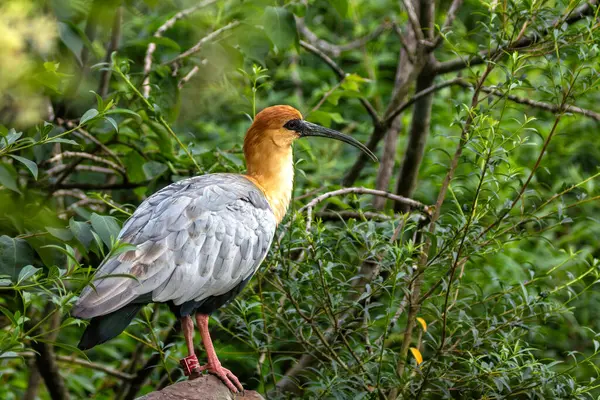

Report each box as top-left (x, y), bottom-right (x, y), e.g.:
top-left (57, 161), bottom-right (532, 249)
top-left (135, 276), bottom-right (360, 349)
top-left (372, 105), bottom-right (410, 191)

top-left (78, 303), bottom-right (144, 350)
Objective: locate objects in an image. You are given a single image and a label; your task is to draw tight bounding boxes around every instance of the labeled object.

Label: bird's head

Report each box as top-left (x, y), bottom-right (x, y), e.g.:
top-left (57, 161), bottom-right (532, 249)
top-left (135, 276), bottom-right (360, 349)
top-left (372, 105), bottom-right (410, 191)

top-left (243, 105), bottom-right (377, 162)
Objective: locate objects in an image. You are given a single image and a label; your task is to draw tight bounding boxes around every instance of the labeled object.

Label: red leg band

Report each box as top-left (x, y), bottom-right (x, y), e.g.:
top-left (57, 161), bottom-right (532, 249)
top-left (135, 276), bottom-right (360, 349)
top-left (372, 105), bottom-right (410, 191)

top-left (180, 354), bottom-right (199, 376)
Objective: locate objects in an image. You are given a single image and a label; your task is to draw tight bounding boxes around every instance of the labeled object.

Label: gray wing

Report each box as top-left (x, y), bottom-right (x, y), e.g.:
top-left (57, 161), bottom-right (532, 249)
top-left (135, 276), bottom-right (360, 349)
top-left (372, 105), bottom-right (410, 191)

top-left (72, 173), bottom-right (277, 319)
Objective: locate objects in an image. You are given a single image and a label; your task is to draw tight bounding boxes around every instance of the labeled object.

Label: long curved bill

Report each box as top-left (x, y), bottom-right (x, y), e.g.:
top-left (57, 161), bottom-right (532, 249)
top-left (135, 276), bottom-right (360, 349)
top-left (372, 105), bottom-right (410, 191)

top-left (300, 121), bottom-right (378, 162)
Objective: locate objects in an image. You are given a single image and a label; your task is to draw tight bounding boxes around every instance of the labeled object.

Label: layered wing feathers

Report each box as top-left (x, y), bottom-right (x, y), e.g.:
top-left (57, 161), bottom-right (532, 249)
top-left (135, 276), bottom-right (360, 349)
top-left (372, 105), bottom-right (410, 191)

top-left (72, 174), bottom-right (277, 319)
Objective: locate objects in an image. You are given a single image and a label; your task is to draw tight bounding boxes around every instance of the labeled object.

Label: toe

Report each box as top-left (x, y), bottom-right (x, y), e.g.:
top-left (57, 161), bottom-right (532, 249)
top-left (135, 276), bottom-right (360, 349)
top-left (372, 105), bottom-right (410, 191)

top-left (208, 366), bottom-right (243, 393)
top-left (225, 370), bottom-right (244, 392)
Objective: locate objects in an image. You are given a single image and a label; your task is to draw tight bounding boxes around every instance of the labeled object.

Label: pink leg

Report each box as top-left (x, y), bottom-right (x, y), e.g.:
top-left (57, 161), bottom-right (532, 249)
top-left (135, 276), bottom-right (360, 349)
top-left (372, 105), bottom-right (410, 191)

top-left (180, 316), bottom-right (201, 378)
top-left (195, 313), bottom-right (244, 392)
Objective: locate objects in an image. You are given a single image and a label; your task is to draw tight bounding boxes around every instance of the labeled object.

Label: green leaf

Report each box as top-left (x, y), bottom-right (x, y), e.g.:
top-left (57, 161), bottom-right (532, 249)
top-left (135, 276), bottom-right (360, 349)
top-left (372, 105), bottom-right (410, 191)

top-left (58, 22), bottom-right (84, 65)
top-left (90, 213), bottom-right (121, 249)
top-left (105, 117), bottom-right (119, 133)
top-left (307, 110), bottom-right (345, 128)
top-left (45, 138), bottom-right (80, 146)
top-left (70, 219), bottom-right (94, 249)
top-left (0, 306), bottom-right (17, 326)
top-left (237, 27), bottom-right (272, 64)
top-left (0, 236), bottom-right (35, 281)
top-left (80, 109), bottom-right (99, 125)
top-left (1, 129), bottom-right (22, 149)
top-left (331, 0), bottom-right (349, 17)
top-left (46, 226), bottom-right (74, 241)
top-left (105, 108), bottom-right (142, 122)
top-left (9, 155), bottom-right (38, 180)
top-left (91, 91), bottom-right (104, 111)
top-left (17, 265), bottom-right (41, 283)
top-left (263, 7), bottom-right (298, 51)
top-left (0, 165), bottom-right (20, 194)
top-left (34, 62), bottom-right (71, 94)
top-left (341, 73), bottom-right (368, 92)
top-left (143, 161), bottom-right (168, 180)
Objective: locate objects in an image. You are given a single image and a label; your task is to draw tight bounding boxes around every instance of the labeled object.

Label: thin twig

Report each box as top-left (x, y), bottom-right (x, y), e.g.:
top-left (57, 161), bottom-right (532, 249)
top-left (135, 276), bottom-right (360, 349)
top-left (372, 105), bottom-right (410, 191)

top-left (457, 80), bottom-right (600, 121)
top-left (99, 6), bottom-right (123, 97)
top-left (300, 187), bottom-right (427, 231)
top-left (385, 77), bottom-right (463, 125)
top-left (401, 0), bottom-right (424, 43)
top-left (296, 17), bottom-right (391, 57)
top-left (48, 164), bottom-right (120, 176)
top-left (48, 151), bottom-right (125, 174)
top-left (431, 0), bottom-right (464, 49)
top-left (178, 65), bottom-right (201, 89)
top-left (72, 127), bottom-right (124, 168)
top-left (164, 21), bottom-right (240, 65)
top-left (300, 40), bottom-right (381, 126)
top-left (60, 355), bottom-right (135, 381)
top-left (309, 80), bottom-right (344, 114)
top-left (53, 181), bottom-right (149, 190)
top-left (435, 0), bottom-right (598, 74)
top-left (15, 353), bottom-right (136, 381)
top-left (142, 0), bottom-right (218, 97)
top-left (394, 62), bottom-right (497, 389)
top-left (315, 210), bottom-right (392, 221)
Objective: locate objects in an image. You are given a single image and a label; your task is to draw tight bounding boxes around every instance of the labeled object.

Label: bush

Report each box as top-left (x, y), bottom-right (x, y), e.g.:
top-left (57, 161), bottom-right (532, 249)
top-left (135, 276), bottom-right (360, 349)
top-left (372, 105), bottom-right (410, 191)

top-left (1, 0), bottom-right (599, 398)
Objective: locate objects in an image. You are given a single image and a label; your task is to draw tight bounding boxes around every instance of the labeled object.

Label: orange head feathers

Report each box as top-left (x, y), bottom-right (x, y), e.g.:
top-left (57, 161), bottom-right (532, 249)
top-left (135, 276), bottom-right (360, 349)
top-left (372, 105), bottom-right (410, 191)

top-left (243, 105), bottom-right (376, 223)
top-left (243, 105), bottom-right (303, 156)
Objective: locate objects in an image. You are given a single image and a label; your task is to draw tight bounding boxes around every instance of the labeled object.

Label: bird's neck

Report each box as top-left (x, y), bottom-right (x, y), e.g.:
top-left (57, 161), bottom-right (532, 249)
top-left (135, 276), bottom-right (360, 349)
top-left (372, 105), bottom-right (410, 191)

top-left (245, 146), bottom-right (294, 224)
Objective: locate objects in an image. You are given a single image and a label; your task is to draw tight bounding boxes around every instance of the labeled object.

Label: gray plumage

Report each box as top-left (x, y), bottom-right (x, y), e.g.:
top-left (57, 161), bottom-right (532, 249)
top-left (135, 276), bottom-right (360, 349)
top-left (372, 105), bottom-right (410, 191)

top-left (72, 173), bottom-right (277, 320)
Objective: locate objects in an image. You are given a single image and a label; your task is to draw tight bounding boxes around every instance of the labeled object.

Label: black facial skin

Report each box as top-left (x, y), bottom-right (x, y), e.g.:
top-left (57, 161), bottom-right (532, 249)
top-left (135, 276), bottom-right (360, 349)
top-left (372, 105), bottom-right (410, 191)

top-left (284, 119), bottom-right (378, 162)
top-left (283, 119), bottom-right (305, 134)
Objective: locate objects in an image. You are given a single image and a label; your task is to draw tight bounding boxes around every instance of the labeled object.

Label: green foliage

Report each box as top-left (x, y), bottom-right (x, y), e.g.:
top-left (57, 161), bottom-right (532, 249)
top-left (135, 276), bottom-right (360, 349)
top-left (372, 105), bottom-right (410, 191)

top-left (1, 0), bottom-right (599, 399)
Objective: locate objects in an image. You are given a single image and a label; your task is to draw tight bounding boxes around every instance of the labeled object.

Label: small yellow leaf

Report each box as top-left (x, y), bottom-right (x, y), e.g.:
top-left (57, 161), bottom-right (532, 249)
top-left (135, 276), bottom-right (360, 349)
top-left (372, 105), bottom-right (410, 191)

top-left (416, 317), bottom-right (427, 332)
top-left (409, 347), bottom-right (423, 365)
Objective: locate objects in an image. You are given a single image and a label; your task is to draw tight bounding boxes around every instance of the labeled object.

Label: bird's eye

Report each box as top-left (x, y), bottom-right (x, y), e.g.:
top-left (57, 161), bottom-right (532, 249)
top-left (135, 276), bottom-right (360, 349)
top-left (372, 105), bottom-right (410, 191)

top-left (284, 119), bottom-right (302, 132)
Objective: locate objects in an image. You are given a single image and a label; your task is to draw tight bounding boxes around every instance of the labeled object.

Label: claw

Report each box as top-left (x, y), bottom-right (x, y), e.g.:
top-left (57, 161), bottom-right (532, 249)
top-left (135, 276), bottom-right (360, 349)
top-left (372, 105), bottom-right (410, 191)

top-left (201, 362), bottom-right (244, 393)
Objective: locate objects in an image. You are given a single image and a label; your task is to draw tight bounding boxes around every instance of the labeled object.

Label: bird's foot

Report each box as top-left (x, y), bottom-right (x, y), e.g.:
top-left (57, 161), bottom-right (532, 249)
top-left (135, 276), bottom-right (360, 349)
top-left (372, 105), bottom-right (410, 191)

top-left (199, 362), bottom-right (244, 393)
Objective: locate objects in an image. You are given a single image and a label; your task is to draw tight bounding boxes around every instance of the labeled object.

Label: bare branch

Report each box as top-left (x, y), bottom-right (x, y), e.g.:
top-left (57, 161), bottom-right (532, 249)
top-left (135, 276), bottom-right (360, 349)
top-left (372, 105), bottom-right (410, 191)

top-left (392, 22), bottom-right (416, 64)
top-left (142, 0), bottom-right (218, 97)
top-left (296, 17), bottom-right (391, 57)
top-left (316, 210), bottom-right (392, 221)
top-left (373, 119), bottom-right (401, 210)
top-left (385, 77), bottom-right (463, 125)
top-left (401, 0), bottom-right (424, 42)
top-left (300, 186), bottom-right (427, 231)
top-left (457, 80), bottom-right (600, 121)
top-left (48, 151), bottom-right (125, 174)
top-left (178, 65), bottom-right (200, 89)
top-left (54, 189), bottom-right (88, 199)
top-left (53, 181), bottom-right (148, 190)
top-left (164, 21), bottom-right (240, 65)
top-left (29, 341), bottom-right (70, 400)
top-left (18, 352), bottom-right (135, 381)
top-left (300, 187), bottom-right (426, 213)
top-left (394, 60), bottom-right (436, 212)
top-left (300, 40), bottom-right (381, 127)
top-left (48, 164), bottom-right (120, 176)
top-left (300, 40), bottom-right (344, 77)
